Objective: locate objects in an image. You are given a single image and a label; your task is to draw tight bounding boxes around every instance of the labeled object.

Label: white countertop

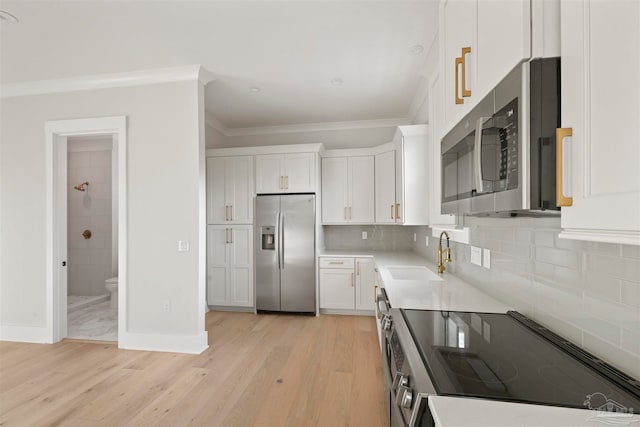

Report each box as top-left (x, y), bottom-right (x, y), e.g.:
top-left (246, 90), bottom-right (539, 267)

top-left (428, 396), bottom-right (640, 427)
top-left (319, 250), bottom-right (510, 313)
top-left (320, 250), bottom-right (638, 425)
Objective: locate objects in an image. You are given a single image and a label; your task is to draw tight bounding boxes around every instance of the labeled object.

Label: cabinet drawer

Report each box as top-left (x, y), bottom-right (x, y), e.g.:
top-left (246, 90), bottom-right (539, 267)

top-left (319, 257), bottom-right (354, 269)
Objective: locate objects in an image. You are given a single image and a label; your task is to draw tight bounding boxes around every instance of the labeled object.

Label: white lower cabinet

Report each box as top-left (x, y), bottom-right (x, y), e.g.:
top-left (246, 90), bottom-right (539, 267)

top-left (319, 256), bottom-right (376, 313)
top-left (355, 258), bottom-right (376, 311)
top-left (207, 225), bottom-right (253, 307)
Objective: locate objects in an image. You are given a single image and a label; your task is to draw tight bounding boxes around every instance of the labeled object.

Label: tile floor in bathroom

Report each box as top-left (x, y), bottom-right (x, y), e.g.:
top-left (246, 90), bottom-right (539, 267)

top-left (67, 299), bottom-right (117, 341)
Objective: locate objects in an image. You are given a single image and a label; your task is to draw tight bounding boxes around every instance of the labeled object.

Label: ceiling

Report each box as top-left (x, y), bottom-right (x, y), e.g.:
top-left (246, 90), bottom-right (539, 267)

top-left (0, 1), bottom-right (439, 148)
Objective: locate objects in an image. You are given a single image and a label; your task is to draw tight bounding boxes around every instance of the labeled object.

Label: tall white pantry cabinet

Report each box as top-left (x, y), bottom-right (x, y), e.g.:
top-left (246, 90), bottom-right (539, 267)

top-left (206, 156), bottom-right (255, 307)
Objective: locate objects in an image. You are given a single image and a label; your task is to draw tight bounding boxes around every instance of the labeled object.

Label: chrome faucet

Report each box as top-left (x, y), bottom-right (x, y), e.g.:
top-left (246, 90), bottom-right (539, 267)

top-left (437, 231), bottom-right (452, 274)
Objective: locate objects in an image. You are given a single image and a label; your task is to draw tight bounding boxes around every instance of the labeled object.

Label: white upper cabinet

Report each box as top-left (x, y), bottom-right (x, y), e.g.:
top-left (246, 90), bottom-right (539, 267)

top-left (440, 0), bottom-right (554, 135)
top-left (394, 126), bottom-right (430, 226)
top-left (206, 156), bottom-right (254, 225)
top-left (476, 0), bottom-right (530, 100)
top-left (321, 156), bottom-right (374, 224)
top-left (255, 152), bottom-right (316, 194)
top-left (441, 0), bottom-right (477, 131)
top-left (375, 150), bottom-right (396, 224)
top-left (428, 72), bottom-right (456, 226)
top-left (558, 0), bottom-right (640, 246)
top-left (321, 157), bottom-right (349, 223)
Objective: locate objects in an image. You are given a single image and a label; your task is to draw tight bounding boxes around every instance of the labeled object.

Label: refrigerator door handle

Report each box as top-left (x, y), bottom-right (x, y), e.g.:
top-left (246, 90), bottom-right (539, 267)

top-left (276, 211), bottom-right (281, 269)
top-left (280, 214), bottom-right (285, 270)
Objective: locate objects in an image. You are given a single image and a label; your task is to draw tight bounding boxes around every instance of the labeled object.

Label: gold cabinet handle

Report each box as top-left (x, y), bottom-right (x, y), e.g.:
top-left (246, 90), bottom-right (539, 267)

top-left (461, 47), bottom-right (472, 97)
top-left (82, 229), bottom-right (92, 239)
top-left (395, 203), bottom-right (401, 220)
top-left (390, 204), bottom-right (394, 219)
top-left (556, 128), bottom-right (573, 207)
top-left (351, 272), bottom-right (354, 287)
top-left (374, 285), bottom-right (378, 303)
top-left (455, 56), bottom-right (464, 105)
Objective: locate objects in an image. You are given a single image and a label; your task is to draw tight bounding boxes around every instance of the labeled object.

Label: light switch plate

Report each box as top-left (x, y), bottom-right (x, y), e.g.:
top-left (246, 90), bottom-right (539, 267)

top-left (178, 240), bottom-right (190, 252)
top-left (471, 246), bottom-right (482, 266)
top-left (483, 249), bottom-right (491, 269)
top-left (362, 231), bottom-right (368, 240)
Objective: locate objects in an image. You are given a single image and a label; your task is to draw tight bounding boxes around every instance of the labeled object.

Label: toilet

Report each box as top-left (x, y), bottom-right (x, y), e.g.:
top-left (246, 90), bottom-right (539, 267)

top-left (105, 277), bottom-right (118, 309)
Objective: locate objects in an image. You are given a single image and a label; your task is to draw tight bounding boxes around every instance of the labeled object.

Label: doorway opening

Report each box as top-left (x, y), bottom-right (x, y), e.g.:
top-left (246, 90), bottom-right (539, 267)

top-left (66, 136), bottom-right (118, 340)
top-left (45, 117), bottom-right (127, 344)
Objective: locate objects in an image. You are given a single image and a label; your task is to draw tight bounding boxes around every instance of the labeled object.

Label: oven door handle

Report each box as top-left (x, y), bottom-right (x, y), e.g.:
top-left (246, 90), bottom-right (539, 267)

top-left (474, 116), bottom-right (492, 194)
top-left (376, 290), bottom-right (391, 320)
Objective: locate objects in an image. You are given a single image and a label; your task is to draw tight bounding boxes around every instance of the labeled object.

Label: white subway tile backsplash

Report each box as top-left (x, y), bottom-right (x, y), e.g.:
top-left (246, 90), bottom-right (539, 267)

top-left (410, 220), bottom-right (640, 380)
top-left (583, 332), bottom-right (640, 380)
top-left (584, 294), bottom-right (640, 333)
top-left (534, 231), bottom-right (556, 248)
top-left (622, 328), bottom-right (640, 355)
top-left (622, 245), bottom-right (640, 260)
top-left (622, 281), bottom-right (640, 308)
top-left (535, 247), bottom-right (580, 270)
top-left (584, 272), bottom-right (621, 303)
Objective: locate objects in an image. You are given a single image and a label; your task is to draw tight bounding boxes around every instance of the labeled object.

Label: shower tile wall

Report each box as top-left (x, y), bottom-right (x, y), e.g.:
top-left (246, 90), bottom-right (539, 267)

top-left (410, 217), bottom-right (640, 379)
top-left (68, 149), bottom-right (112, 296)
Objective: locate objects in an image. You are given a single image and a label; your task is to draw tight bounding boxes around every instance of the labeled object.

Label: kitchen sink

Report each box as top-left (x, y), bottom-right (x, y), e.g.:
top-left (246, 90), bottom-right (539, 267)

top-left (385, 266), bottom-right (443, 282)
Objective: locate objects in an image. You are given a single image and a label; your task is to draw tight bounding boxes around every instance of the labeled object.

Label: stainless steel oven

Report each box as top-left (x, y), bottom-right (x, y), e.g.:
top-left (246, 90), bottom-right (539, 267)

top-left (441, 57), bottom-right (560, 216)
top-left (382, 308), bottom-right (436, 427)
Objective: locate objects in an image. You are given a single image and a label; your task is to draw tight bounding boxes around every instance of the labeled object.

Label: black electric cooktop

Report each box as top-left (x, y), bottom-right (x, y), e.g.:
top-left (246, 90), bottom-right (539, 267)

top-left (401, 309), bottom-right (640, 412)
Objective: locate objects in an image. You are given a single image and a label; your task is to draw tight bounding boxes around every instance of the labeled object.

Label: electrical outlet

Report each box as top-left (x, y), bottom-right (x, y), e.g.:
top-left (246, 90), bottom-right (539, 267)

top-left (163, 300), bottom-right (171, 313)
top-left (413, 233), bottom-right (417, 242)
top-left (362, 231), bottom-right (368, 240)
top-left (471, 246), bottom-right (482, 266)
top-left (178, 240), bottom-right (190, 252)
top-left (483, 249), bottom-right (491, 269)
top-left (425, 236), bottom-right (429, 247)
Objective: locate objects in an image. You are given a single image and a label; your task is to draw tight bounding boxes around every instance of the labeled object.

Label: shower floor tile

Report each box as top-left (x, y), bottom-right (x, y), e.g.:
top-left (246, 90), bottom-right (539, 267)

top-left (67, 301), bottom-right (117, 341)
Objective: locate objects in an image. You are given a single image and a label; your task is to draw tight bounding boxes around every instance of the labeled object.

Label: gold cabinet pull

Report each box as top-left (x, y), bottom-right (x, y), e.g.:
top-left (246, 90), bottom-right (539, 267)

top-left (455, 56), bottom-right (464, 104)
top-left (556, 128), bottom-right (573, 207)
top-left (461, 47), bottom-right (472, 97)
top-left (390, 204), bottom-right (394, 219)
top-left (374, 285), bottom-right (378, 303)
top-left (395, 203), bottom-right (401, 220)
top-left (351, 272), bottom-right (354, 287)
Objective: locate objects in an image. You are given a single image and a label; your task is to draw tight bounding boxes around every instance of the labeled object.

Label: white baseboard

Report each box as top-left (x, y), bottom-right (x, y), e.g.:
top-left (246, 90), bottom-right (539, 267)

top-left (0, 323), bottom-right (52, 343)
top-left (119, 331), bottom-right (208, 354)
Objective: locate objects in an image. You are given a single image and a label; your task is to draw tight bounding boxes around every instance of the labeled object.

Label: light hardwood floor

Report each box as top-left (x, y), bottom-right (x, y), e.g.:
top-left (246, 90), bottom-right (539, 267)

top-left (0, 312), bottom-right (388, 427)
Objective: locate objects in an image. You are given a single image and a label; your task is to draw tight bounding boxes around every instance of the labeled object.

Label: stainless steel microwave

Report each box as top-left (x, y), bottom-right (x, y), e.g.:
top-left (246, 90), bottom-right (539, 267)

top-left (441, 57), bottom-right (561, 216)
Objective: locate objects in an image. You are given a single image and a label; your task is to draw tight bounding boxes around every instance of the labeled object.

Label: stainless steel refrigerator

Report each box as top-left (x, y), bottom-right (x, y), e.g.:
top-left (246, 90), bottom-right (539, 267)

top-left (255, 194), bottom-right (316, 313)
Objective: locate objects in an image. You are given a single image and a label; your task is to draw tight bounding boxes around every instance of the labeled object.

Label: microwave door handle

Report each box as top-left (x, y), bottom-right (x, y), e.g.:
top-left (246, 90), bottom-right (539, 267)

top-left (474, 117), bottom-right (491, 194)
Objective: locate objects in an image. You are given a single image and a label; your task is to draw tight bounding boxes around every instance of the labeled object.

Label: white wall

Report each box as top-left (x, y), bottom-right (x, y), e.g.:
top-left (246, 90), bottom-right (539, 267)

top-left (412, 218), bottom-right (640, 379)
top-left (0, 81), bottom-right (207, 351)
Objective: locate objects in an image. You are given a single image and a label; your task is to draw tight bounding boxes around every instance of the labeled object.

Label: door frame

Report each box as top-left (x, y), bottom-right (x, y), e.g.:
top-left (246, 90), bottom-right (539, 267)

top-left (45, 116), bottom-right (127, 343)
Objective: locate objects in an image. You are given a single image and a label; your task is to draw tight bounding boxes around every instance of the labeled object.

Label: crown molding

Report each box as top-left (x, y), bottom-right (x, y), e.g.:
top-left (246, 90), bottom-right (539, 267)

top-left (205, 115), bottom-right (410, 137)
top-left (0, 65), bottom-right (216, 98)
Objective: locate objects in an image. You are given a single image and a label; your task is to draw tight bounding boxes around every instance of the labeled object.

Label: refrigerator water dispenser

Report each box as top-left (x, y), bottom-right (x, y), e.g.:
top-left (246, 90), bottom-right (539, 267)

top-left (261, 226), bottom-right (275, 250)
